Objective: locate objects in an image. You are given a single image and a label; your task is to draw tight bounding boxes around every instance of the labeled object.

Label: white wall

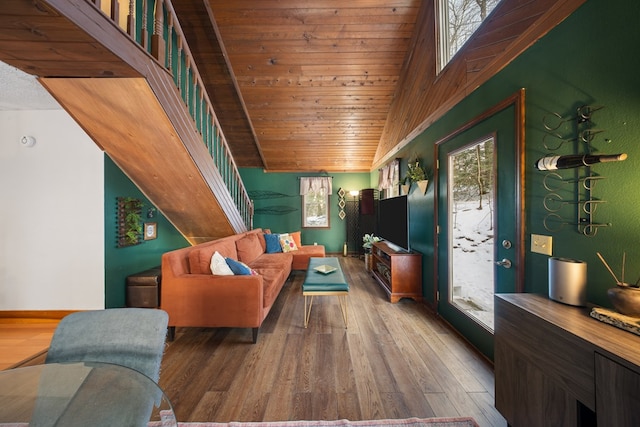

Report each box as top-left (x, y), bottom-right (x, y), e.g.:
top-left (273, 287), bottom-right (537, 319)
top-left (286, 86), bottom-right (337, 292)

top-left (0, 110), bottom-right (105, 310)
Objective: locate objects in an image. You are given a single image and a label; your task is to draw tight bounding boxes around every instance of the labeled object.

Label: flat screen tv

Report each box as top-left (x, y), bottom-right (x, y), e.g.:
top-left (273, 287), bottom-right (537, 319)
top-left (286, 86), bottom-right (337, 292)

top-left (377, 195), bottom-right (409, 252)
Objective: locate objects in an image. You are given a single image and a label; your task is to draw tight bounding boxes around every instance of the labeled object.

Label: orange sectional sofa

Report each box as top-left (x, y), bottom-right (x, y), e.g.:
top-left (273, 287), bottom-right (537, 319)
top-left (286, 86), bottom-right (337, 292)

top-left (161, 228), bottom-right (325, 343)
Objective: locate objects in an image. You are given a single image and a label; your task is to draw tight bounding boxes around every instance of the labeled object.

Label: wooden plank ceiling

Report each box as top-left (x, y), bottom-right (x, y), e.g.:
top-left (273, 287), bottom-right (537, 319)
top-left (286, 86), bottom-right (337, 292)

top-left (0, 0), bottom-right (588, 211)
top-left (173, 0), bottom-right (421, 172)
top-left (174, 0), bottom-right (588, 174)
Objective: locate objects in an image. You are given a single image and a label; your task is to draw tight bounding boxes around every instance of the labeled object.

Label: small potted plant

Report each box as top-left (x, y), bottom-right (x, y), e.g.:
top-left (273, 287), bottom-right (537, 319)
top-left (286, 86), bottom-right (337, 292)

top-left (362, 234), bottom-right (381, 271)
top-left (404, 158), bottom-right (429, 195)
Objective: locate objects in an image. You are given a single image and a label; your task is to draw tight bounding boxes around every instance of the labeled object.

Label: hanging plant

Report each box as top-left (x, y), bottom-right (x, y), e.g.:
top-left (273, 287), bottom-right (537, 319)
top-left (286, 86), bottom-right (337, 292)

top-left (403, 157), bottom-right (431, 195)
top-left (117, 197), bottom-right (144, 247)
top-left (404, 158), bottom-right (427, 184)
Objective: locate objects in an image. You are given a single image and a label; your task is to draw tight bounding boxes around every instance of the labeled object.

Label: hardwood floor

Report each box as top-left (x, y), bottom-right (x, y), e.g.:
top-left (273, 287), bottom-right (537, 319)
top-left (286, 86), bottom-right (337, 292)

top-left (159, 257), bottom-right (506, 427)
top-left (0, 321), bottom-right (56, 370)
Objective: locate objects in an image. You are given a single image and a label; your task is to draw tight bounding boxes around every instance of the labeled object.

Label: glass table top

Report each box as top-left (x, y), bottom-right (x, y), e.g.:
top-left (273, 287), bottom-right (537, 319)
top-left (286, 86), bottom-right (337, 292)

top-left (0, 361), bottom-right (177, 427)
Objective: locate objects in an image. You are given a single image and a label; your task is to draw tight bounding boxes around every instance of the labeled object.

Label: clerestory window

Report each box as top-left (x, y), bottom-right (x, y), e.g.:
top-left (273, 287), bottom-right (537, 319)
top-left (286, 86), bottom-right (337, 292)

top-left (437, 0), bottom-right (502, 72)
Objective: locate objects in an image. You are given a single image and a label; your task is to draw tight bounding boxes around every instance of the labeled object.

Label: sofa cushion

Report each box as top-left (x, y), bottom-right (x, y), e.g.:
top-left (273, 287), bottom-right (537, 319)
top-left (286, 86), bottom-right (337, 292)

top-left (289, 231), bottom-right (302, 247)
top-left (248, 252), bottom-right (293, 271)
top-left (255, 268), bottom-right (290, 308)
top-left (225, 257), bottom-right (253, 275)
top-left (264, 233), bottom-right (282, 253)
top-left (279, 233), bottom-right (298, 252)
top-left (189, 239), bottom-right (238, 274)
top-left (256, 232), bottom-right (267, 252)
top-left (210, 251), bottom-right (234, 276)
top-left (236, 233), bottom-right (263, 264)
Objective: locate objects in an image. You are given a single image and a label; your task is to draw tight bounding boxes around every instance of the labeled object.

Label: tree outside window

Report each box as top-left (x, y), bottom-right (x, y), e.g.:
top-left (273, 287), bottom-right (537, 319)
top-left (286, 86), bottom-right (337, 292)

top-left (438, 0), bottom-right (502, 71)
top-left (302, 190), bottom-right (329, 228)
top-left (300, 177), bottom-right (332, 228)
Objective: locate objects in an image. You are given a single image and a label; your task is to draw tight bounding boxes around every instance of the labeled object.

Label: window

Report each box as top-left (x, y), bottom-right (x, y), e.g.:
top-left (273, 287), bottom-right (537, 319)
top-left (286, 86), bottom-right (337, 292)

top-left (300, 177), bottom-right (331, 228)
top-left (378, 159), bottom-right (400, 199)
top-left (438, 0), bottom-right (502, 71)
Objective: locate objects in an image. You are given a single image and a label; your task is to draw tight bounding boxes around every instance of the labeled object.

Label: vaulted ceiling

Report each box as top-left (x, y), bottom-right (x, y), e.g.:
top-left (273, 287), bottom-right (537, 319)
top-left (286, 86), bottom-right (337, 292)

top-left (1, 0), bottom-right (587, 175)
top-left (0, 0), bottom-right (587, 241)
top-left (171, 0), bottom-right (587, 173)
top-left (173, 0), bottom-right (421, 172)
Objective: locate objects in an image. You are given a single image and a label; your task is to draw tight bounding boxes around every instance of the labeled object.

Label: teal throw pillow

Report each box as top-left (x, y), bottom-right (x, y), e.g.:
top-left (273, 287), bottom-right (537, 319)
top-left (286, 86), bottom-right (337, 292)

top-left (225, 257), bottom-right (252, 275)
top-left (264, 233), bottom-right (282, 253)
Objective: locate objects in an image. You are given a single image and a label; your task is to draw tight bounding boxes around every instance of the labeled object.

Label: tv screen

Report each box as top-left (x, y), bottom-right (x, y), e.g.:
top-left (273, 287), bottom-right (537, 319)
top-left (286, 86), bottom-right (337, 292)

top-left (377, 195), bottom-right (409, 252)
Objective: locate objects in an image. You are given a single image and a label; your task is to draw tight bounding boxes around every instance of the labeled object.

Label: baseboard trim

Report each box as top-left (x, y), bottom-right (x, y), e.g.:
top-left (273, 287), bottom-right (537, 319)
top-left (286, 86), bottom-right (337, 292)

top-left (0, 310), bottom-right (75, 323)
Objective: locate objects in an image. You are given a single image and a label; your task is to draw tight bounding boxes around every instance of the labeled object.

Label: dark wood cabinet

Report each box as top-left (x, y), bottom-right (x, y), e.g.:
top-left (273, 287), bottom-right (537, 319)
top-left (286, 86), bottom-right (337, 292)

top-left (370, 241), bottom-right (421, 303)
top-left (495, 293), bottom-right (640, 427)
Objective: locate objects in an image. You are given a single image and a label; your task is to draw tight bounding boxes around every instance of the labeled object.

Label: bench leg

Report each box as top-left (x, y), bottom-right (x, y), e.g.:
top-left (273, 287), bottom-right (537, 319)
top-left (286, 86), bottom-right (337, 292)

top-left (252, 327), bottom-right (259, 343)
top-left (304, 293), bottom-right (348, 328)
top-left (338, 295), bottom-right (348, 328)
top-left (304, 295), bottom-right (314, 328)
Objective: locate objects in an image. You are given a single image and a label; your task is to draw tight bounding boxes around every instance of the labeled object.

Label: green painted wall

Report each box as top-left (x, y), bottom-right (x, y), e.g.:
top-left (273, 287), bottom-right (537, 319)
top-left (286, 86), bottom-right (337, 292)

top-left (239, 169), bottom-right (370, 253)
top-left (104, 156), bottom-right (189, 308)
top-left (239, 0), bottom-right (640, 317)
top-left (396, 0), bottom-right (640, 309)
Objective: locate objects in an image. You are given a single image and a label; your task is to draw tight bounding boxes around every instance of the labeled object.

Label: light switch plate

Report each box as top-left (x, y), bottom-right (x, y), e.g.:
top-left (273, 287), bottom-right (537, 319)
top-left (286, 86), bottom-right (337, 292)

top-left (531, 234), bottom-right (552, 256)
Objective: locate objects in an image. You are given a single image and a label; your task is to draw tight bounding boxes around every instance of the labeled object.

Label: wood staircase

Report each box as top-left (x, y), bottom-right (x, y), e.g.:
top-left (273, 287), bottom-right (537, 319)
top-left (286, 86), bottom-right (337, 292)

top-left (1, 0), bottom-right (251, 244)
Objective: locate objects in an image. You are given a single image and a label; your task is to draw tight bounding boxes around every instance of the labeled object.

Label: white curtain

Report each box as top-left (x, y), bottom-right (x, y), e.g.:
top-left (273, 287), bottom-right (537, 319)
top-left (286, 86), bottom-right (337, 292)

top-left (378, 159), bottom-right (399, 191)
top-left (300, 177), bottom-right (333, 196)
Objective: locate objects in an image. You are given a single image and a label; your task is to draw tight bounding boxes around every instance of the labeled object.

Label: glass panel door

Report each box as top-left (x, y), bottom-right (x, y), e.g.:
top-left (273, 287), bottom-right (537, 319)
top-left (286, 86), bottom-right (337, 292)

top-left (449, 137), bottom-right (495, 330)
top-left (435, 91), bottom-right (525, 359)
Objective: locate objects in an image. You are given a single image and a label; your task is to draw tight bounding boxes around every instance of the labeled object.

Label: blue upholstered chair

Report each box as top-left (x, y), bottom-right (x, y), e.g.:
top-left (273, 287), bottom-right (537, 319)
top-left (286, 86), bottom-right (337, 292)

top-left (45, 308), bottom-right (169, 382)
top-left (31, 309), bottom-right (170, 426)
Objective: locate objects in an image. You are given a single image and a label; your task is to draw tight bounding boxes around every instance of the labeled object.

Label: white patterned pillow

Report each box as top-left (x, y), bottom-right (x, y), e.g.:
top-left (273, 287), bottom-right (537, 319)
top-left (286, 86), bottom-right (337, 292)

top-left (279, 233), bottom-right (298, 252)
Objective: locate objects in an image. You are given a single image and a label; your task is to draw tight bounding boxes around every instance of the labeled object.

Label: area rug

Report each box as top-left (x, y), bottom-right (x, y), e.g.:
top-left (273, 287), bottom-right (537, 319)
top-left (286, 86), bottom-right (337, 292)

top-left (178, 418), bottom-right (479, 427)
top-left (1, 416), bottom-right (479, 427)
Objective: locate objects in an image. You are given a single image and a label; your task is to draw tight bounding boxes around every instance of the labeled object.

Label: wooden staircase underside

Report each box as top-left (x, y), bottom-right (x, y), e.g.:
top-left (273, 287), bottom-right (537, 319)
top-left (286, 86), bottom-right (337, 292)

top-left (41, 76), bottom-right (241, 244)
top-left (1, 0), bottom-right (245, 244)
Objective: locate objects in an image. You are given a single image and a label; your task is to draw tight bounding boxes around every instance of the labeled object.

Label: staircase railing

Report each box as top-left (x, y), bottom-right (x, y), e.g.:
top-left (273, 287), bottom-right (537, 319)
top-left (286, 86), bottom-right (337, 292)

top-left (89, 0), bottom-right (253, 230)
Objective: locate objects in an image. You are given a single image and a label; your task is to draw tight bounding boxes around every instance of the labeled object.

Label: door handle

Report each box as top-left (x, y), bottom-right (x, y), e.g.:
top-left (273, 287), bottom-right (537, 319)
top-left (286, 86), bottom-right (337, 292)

top-left (496, 258), bottom-right (512, 269)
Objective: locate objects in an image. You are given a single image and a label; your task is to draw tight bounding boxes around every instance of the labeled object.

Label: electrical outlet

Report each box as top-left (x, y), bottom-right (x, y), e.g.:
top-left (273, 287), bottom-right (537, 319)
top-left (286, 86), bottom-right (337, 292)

top-left (531, 234), bottom-right (553, 256)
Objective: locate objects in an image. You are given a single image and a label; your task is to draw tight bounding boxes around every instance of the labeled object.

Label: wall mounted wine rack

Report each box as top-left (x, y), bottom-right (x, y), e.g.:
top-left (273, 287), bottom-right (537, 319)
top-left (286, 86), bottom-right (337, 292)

top-left (539, 104), bottom-right (612, 237)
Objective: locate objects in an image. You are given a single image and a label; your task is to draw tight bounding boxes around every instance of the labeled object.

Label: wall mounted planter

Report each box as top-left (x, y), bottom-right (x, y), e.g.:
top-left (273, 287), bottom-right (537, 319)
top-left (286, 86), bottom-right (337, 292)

top-left (417, 180), bottom-right (429, 195)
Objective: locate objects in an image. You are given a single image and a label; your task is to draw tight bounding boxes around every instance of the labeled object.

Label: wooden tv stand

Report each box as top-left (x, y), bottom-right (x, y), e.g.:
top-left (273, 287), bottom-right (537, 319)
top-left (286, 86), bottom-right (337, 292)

top-left (495, 293), bottom-right (640, 426)
top-left (370, 241), bottom-right (421, 303)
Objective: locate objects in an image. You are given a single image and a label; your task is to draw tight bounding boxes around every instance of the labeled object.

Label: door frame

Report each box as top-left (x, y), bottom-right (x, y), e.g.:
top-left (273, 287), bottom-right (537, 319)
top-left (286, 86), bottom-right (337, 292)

top-left (433, 89), bottom-right (526, 307)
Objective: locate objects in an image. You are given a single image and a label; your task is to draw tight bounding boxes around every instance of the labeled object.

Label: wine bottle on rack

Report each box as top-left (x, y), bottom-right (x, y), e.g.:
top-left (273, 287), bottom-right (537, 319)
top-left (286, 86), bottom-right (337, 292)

top-left (535, 153), bottom-right (627, 171)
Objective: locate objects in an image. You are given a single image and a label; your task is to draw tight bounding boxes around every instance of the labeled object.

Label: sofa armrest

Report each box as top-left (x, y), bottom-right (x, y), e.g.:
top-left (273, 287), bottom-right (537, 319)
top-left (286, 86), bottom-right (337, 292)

top-left (291, 245), bottom-right (326, 270)
top-left (161, 273), bottom-right (265, 328)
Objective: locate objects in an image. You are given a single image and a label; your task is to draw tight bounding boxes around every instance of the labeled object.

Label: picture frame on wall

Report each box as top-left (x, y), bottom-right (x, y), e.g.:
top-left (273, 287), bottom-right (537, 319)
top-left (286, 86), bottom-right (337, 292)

top-left (144, 222), bottom-right (157, 240)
